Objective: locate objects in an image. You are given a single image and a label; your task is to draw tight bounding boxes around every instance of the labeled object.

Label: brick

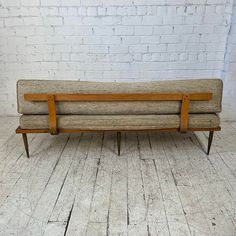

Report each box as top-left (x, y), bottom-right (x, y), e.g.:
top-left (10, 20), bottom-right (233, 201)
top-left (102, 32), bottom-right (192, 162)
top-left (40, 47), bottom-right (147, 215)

top-left (161, 35), bottom-right (180, 43)
top-left (89, 45), bottom-right (108, 53)
top-left (61, 0), bottom-right (81, 6)
top-left (93, 26), bottom-right (114, 35)
top-left (53, 45), bottom-right (71, 52)
top-left (24, 17), bottom-right (44, 25)
top-left (115, 26), bottom-right (134, 35)
top-left (64, 17), bottom-right (82, 25)
top-left (122, 16), bottom-right (142, 25)
top-left (204, 15), bottom-right (224, 24)
top-left (153, 26), bottom-right (173, 34)
top-left (8, 8), bottom-right (28, 17)
top-left (82, 17), bottom-right (102, 25)
top-left (43, 17), bottom-right (63, 25)
top-left (163, 16), bottom-right (183, 24)
top-left (129, 45), bottom-right (148, 53)
top-left (0, 8), bottom-right (9, 17)
top-left (87, 7), bottom-right (97, 16)
top-left (1, 0), bottom-right (20, 7)
top-left (102, 16), bottom-right (121, 25)
top-left (68, 8), bottom-right (78, 16)
top-left (137, 6), bottom-right (147, 15)
top-left (133, 0), bottom-right (165, 5)
top-left (167, 44), bottom-right (185, 52)
top-left (141, 36), bottom-right (160, 44)
top-left (194, 25), bottom-right (214, 34)
top-left (148, 44), bottom-right (166, 52)
top-left (109, 45), bottom-right (129, 53)
top-left (106, 7), bottom-right (116, 15)
top-left (102, 36), bottom-right (121, 44)
top-left (135, 26), bottom-right (153, 35)
top-left (28, 7), bottom-right (41, 16)
top-left (5, 18), bottom-right (24, 26)
top-left (98, 7), bottom-right (106, 16)
top-left (173, 25), bottom-right (193, 34)
top-left (59, 8), bottom-right (68, 16)
top-left (41, 0), bottom-right (60, 6)
top-left (78, 7), bottom-right (87, 16)
top-left (22, 0), bottom-right (40, 6)
top-left (142, 16), bottom-right (162, 25)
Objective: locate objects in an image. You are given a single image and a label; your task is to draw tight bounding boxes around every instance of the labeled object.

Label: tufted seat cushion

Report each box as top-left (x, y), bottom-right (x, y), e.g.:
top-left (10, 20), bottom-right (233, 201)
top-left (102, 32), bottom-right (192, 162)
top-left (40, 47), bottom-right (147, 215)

top-left (19, 114), bottom-right (220, 130)
top-left (17, 79), bottom-right (223, 115)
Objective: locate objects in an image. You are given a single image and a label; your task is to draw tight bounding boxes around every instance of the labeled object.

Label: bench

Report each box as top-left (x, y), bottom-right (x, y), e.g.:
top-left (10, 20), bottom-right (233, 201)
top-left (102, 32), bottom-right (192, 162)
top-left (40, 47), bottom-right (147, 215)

top-left (16, 79), bottom-right (223, 157)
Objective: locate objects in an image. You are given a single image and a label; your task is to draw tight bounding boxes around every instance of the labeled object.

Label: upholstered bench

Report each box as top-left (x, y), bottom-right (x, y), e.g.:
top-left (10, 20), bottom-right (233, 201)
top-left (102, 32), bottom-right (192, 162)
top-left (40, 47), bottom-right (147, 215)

top-left (16, 79), bottom-right (222, 157)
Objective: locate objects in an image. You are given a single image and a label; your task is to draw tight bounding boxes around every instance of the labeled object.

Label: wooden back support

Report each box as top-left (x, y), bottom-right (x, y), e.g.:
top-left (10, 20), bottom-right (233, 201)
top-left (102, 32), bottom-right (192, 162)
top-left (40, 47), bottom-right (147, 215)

top-left (24, 92), bottom-right (212, 134)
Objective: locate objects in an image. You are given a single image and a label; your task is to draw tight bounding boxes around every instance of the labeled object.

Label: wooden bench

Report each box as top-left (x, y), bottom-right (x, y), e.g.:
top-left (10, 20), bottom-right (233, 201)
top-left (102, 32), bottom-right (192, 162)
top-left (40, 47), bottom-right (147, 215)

top-left (16, 79), bottom-right (223, 157)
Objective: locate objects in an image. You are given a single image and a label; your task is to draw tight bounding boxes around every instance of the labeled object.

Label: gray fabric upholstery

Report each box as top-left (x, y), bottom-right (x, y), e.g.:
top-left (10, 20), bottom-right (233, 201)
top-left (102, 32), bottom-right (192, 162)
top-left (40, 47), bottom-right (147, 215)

top-left (17, 79), bottom-right (223, 115)
top-left (19, 114), bottom-right (220, 130)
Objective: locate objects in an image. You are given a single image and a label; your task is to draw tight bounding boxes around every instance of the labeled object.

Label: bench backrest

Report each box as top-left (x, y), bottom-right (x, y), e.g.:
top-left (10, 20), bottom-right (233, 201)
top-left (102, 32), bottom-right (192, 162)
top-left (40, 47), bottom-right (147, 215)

top-left (17, 79), bottom-right (223, 115)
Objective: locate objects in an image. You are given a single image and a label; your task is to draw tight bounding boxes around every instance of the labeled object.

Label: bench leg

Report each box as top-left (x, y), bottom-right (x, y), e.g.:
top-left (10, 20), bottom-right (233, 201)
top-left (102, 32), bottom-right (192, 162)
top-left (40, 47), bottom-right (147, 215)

top-left (22, 133), bottom-right (30, 158)
top-left (117, 132), bottom-right (121, 156)
top-left (207, 131), bottom-right (214, 155)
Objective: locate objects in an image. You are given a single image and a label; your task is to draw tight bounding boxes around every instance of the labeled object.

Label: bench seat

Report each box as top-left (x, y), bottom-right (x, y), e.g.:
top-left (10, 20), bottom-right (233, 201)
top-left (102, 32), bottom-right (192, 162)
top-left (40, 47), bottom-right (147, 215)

top-left (20, 114), bottom-right (220, 130)
top-left (16, 79), bottom-right (223, 157)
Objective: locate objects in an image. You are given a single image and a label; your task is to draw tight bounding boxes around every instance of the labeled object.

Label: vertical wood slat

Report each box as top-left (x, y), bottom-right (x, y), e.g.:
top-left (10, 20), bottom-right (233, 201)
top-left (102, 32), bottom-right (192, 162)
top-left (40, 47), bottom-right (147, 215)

top-left (47, 95), bottom-right (57, 135)
top-left (180, 94), bottom-right (190, 133)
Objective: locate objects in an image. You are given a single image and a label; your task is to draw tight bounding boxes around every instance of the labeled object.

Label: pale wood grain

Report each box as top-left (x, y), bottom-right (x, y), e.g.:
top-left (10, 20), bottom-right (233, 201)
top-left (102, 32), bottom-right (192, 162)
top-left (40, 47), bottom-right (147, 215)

top-left (0, 134), bottom-right (69, 235)
top-left (1, 118), bottom-right (236, 236)
top-left (65, 133), bottom-right (103, 235)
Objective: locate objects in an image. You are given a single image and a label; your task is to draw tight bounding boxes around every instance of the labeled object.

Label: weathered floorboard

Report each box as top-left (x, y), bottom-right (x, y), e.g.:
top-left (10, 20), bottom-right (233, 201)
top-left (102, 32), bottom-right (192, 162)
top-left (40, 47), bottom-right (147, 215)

top-left (0, 118), bottom-right (236, 236)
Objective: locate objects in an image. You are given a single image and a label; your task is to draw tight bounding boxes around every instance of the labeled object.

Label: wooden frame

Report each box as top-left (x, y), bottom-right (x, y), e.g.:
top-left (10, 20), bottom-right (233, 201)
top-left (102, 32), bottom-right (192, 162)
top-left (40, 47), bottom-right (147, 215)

top-left (16, 92), bottom-right (220, 158)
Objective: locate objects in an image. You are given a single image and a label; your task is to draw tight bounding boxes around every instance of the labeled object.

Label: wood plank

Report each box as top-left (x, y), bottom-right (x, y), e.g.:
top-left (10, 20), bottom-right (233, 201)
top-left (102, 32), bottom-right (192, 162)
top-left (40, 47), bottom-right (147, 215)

top-left (24, 92), bottom-right (212, 102)
top-left (108, 157), bottom-right (128, 235)
top-left (88, 133), bottom-right (115, 224)
top-left (0, 118), bottom-right (236, 236)
top-left (197, 151), bottom-right (236, 223)
top-left (65, 133), bottom-right (103, 235)
top-left (25, 135), bottom-right (81, 236)
top-left (0, 134), bottom-right (69, 235)
top-left (137, 132), bottom-right (153, 160)
top-left (0, 134), bottom-right (59, 205)
top-left (177, 132), bottom-right (235, 234)
top-left (47, 95), bottom-right (57, 134)
top-left (0, 117), bottom-right (18, 149)
top-left (108, 132), bottom-right (128, 235)
top-left (125, 133), bottom-right (148, 234)
top-left (0, 134), bottom-right (35, 204)
top-left (0, 134), bottom-right (33, 173)
top-left (138, 132), bottom-right (170, 235)
top-left (180, 94), bottom-right (190, 132)
top-left (170, 132), bottom-right (214, 235)
top-left (86, 222), bottom-right (107, 236)
top-left (48, 133), bottom-right (93, 223)
top-left (16, 127), bottom-right (221, 134)
top-left (43, 222), bottom-right (66, 236)
top-left (149, 132), bottom-right (193, 236)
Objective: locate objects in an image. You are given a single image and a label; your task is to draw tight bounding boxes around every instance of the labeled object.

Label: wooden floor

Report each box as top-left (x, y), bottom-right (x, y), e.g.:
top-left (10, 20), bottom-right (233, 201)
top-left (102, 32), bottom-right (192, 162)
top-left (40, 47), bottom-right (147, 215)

top-left (0, 117), bottom-right (236, 236)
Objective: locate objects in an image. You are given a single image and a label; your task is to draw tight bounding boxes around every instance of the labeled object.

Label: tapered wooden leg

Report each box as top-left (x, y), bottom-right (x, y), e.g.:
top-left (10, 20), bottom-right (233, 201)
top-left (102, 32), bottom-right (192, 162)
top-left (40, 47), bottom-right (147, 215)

top-left (117, 132), bottom-right (121, 156)
top-left (207, 131), bottom-right (214, 155)
top-left (22, 133), bottom-right (30, 158)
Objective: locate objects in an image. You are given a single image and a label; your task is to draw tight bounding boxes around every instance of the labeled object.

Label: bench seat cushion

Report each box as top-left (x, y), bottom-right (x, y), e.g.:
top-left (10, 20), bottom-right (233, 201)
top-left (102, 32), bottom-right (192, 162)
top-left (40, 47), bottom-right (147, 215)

top-left (19, 114), bottom-right (220, 130)
top-left (17, 79), bottom-right (223, 115)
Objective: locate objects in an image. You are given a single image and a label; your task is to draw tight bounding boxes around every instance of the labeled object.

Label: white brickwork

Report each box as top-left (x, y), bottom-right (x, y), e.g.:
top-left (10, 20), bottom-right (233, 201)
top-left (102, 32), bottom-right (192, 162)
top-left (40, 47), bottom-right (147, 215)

top-left (222, 0), bottom-right (236, 120)
top-left (0, 0), bottom-right (235, 119)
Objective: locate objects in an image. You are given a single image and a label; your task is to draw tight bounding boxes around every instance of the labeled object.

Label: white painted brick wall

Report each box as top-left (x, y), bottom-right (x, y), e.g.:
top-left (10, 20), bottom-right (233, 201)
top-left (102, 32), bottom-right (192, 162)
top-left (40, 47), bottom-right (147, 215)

top-left (222, 0), bottom-right (236, 120)
top-left (0, 0), bottom-right (235, 119)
